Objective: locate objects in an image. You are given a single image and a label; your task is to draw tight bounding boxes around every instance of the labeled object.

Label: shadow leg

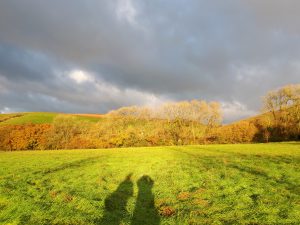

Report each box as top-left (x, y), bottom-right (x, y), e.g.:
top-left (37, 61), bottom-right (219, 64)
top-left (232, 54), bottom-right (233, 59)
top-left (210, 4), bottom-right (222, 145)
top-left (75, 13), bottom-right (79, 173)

top-left (132, 175), bottom-right (160, 225)
top-left (99, 174), bottom-right (133, 225)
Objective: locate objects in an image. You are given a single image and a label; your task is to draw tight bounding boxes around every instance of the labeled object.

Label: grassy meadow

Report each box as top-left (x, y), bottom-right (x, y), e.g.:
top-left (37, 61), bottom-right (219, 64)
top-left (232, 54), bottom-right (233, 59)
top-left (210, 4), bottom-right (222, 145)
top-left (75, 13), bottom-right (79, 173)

top-left (0, 143), bottom-right (300, 224)
top-left (0, 112), bottom-right (102, 126)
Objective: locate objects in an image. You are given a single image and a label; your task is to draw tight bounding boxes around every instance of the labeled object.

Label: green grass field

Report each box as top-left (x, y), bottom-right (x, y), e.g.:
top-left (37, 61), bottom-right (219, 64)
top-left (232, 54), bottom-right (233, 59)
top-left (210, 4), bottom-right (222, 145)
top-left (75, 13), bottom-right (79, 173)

top-left (0, 112), bottom-right (102, 125)
top-left (0, 143), bottom-right (299, 225)
top-left (0, 112), bottom-right (58, 125)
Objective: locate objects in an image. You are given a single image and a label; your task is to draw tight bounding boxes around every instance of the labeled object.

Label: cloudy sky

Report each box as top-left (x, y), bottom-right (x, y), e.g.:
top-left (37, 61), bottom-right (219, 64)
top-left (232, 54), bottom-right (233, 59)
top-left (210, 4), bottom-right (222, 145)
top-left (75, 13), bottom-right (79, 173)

top-left (0, 0), bottom-right (299, 122)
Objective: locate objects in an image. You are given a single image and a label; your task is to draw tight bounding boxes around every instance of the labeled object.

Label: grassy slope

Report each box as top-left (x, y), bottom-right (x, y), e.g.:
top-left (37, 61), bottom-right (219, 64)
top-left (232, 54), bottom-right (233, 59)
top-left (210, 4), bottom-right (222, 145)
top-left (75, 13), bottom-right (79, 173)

top-left (0, 112), bottom-right (58, 125)
top-left (0, 112), bottom-right (102, 125)
top-left (0, 143), bottom-right (299, 225)
top-left (0, 110), bottom-right (268, 127)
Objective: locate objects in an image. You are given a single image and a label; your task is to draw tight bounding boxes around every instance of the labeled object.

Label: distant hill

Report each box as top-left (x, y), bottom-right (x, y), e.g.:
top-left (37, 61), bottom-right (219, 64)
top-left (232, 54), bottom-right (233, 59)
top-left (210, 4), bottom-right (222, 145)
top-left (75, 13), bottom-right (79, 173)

top-left (0, 110), bottom-right (270, 127)
top-left (1, 84), bottom-right (298, 150)
top-left (0, 112), bottom-right (103, 125)
top-left (0, 109), bottom-right (298, 151)
top-left (211, 108), bottom-right (299, 143)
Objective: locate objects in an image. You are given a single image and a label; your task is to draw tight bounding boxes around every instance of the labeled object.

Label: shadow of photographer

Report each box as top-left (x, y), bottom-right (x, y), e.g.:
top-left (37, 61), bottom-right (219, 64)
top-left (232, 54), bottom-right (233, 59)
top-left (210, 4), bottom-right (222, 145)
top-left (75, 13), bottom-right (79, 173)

top-left (99, 174), bottom-right (160, 225)
top-left (132, 175), bottom-right (160, 225)
top-left (99, 174), bottom-right (133, 225)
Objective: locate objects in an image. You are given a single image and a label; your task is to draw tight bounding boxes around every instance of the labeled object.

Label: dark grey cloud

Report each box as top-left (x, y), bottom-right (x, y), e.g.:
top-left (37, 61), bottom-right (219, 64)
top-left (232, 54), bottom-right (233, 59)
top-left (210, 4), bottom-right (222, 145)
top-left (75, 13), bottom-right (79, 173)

top-left (0, 0), bottom-right (299, 122)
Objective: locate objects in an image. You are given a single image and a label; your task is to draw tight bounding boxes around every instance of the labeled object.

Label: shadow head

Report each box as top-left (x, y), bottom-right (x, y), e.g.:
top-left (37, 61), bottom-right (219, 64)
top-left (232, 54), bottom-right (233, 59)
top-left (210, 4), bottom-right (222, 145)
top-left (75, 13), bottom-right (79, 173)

top-left (137, 175), bottom-right (154, 188)
top-left (125, 173), bottom-right (133, 181)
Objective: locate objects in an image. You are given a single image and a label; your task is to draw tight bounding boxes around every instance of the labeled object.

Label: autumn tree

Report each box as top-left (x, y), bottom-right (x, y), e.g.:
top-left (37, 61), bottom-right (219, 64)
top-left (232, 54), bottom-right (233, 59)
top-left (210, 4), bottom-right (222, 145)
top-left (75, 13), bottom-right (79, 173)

top-left (263, 84), bottom-right (300, 139)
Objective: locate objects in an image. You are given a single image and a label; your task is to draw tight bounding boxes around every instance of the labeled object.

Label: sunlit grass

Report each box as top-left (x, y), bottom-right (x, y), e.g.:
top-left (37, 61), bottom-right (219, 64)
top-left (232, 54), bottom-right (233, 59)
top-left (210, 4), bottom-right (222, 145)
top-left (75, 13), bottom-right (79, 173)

top-left (0, 112), bottom-right (57, 125)
top-left (0, 143), bottom-right (299, 224)
top-left (0, 112), bottom-right (102, 125)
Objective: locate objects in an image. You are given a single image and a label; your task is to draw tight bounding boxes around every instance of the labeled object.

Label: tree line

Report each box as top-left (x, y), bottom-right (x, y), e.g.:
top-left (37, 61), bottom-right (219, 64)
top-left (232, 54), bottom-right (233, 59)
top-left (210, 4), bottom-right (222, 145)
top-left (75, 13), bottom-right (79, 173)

top-left (0, 100), bottom-right (221, 150)
top-left (0, 84), bottom-right (299, 150)
top-left (211, 84), bottom-right (300, 143)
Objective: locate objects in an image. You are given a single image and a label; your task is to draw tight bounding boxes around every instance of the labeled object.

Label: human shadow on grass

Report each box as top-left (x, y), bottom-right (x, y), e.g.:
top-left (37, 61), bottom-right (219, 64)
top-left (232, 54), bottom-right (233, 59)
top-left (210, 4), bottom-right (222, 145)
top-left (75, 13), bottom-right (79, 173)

top-left (98, 174), bottom-right (160, 225)
top-left (99, 173), bottom-right (134, 225)
top-left (131, 175), bottom-right (160, 225)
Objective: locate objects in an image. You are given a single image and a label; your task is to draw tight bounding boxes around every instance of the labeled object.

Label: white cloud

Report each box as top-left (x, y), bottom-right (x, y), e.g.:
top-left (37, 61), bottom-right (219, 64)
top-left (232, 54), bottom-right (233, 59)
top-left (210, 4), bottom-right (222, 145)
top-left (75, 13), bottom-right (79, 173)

top-left (232, 64), bottom-right (268, 82)
top-left (68, 70), bottom-right (93, 84)
top-left (0, 107), bottom-right (12, 114)
top-left (115, 0), bottom-right (147, 32)
top-left (63, 68), bottom-right (170, 110)
top-left (123, 89), bottom-right (169, 107)
top-left (221, 101), bottom-right (257, 123)
top-left (116, 0), bottom-right (137, 25)
top-left (92, 76), bottom-right (169, 107)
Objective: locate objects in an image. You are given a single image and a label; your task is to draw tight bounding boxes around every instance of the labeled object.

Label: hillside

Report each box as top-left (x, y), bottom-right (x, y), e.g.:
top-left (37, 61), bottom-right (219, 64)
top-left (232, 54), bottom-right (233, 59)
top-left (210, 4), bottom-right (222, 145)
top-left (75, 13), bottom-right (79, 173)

top-left (0, 112), bottom-right (103, 125)
top-left (212, 107), bottom-right (299, 143)
top-left (0, 103), bottom-right (299, 151)
top-left (0, 110), bottom-right (271, 127)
